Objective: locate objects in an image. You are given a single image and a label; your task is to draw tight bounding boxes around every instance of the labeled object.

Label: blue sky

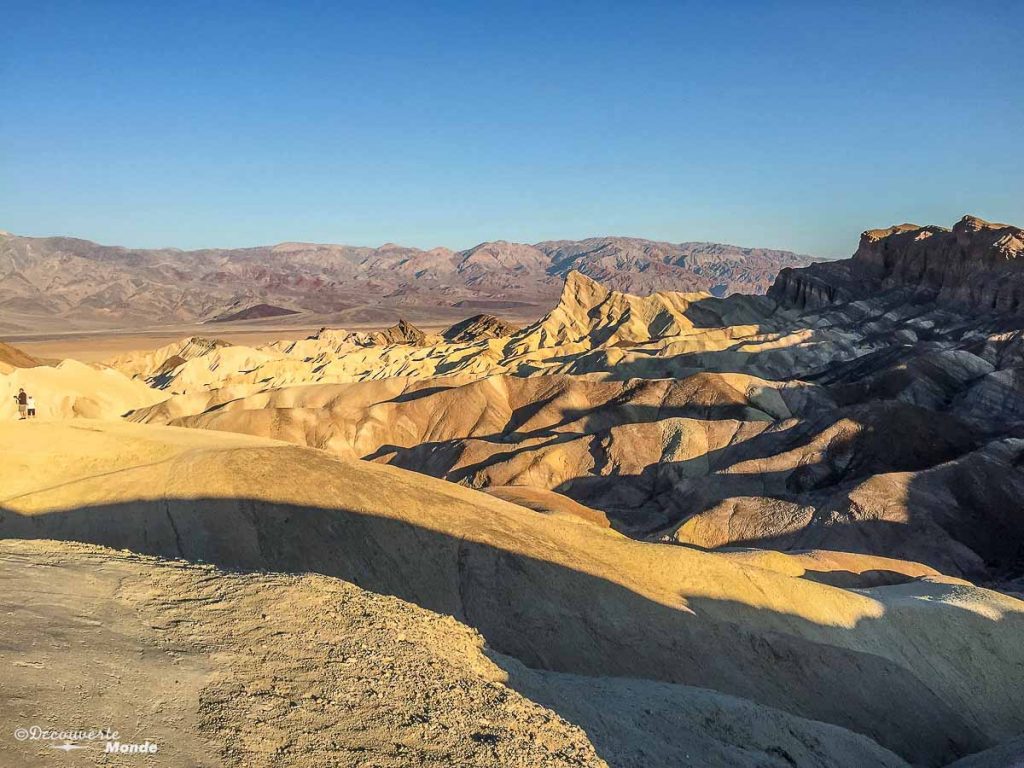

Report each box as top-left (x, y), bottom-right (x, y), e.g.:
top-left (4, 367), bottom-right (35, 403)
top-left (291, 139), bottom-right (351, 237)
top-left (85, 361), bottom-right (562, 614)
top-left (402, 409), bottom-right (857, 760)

top-left (3, 1), bottom-right (1021, 258)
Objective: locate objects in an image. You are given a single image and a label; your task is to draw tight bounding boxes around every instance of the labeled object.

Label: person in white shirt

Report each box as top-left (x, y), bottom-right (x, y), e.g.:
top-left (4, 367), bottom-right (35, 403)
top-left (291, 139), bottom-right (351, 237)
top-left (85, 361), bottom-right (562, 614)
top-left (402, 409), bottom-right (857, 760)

top-left (26, 395), bottom-right (36, 418)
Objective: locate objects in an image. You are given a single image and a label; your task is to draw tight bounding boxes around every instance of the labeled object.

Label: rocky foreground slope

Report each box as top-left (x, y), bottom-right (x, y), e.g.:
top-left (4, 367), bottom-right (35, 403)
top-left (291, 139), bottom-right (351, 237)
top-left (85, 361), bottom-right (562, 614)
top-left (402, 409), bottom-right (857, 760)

top-left (1, 539), bottom-right (605, 768)
top-left (3, 420), bottom-right (1022, 767)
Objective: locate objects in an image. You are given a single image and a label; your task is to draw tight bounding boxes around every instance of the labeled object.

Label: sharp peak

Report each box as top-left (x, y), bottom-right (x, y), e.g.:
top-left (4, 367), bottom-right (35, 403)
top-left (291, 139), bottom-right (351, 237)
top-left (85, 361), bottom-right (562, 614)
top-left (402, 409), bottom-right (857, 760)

top-left (564, 268), bottom-right (602, 285)
top-left (560, 269), bottom-right (611, 298)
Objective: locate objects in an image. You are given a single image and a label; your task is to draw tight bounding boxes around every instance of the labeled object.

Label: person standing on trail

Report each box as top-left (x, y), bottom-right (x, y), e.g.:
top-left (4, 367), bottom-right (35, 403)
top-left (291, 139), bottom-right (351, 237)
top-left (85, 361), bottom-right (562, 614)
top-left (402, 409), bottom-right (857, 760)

top-left (14, 388), bottom-right (27, 419)
top-left (26, 394), bottom-right (36, 418)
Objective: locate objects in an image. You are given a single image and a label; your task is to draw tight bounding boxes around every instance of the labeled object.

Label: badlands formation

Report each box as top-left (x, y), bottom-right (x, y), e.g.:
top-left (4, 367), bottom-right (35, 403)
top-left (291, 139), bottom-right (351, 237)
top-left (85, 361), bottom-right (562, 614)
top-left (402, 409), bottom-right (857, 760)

top-left (2, 215), bottom-right (1024, 766)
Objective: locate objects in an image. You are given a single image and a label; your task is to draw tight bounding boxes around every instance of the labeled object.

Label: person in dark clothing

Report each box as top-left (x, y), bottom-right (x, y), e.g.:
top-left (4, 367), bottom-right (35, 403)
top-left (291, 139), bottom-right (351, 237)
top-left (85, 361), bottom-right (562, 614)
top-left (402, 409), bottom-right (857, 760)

top-left (14, 388), bottom-right (27, 419)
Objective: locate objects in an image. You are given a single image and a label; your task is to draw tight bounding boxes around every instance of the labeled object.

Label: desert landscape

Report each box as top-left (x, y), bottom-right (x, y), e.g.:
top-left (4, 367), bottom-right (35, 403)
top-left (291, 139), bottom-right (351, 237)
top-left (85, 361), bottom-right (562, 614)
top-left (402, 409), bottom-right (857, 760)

top-left (2, 214), bottom-right (1024, 766)
top-left (6, 1), bottom-right (1021, 763)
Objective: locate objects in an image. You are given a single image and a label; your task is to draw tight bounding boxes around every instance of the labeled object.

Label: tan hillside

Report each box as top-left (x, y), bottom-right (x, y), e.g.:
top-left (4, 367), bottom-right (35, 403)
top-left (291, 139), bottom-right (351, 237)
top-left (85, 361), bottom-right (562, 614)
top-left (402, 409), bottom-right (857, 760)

top-left (105, 272), bottom-right (799, 395)
top-left (126, 367), bottom-right (1016, 583)
top-left (1, 420), bottom-right (1022, 766)
top-left (102, 336), bottom-right (231, 380)
top-left (1, 358), bottom-right (164, 419)
top-left (442, 313), bottom-right (520, 343)
top-left (0, 340), bottom-right (40, 369)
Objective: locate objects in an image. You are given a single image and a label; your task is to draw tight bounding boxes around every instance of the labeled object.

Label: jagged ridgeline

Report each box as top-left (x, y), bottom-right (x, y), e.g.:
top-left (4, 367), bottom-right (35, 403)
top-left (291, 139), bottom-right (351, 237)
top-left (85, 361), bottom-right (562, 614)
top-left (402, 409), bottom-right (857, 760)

top-left (3, 215), bottom-right (1024, 767)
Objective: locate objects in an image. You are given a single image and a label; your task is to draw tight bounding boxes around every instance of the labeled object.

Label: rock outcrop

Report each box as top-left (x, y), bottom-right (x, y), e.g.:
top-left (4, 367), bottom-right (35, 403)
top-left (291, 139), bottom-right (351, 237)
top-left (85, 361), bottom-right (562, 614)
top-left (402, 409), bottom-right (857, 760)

top-left (771, 215), bottom-right (1024, 312)
top-left (363, 318), bottom-right (431, 347)
top-left (442, 313), bottom-right (520, 343)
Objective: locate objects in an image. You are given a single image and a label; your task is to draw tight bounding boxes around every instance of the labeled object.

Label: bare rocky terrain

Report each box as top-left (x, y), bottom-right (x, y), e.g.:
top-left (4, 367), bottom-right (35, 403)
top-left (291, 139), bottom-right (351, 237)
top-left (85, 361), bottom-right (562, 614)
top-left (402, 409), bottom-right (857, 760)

top-left (2, 214), bottom-right (1024, 766)
top-left (1, 421), bottom-right (1020, 767)
top-left (0, 230), bottom-right (813, 332)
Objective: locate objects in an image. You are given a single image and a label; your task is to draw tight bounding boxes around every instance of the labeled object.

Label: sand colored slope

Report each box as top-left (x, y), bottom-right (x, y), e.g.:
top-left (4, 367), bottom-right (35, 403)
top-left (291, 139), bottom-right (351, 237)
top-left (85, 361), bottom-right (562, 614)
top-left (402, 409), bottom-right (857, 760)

top-left (0, 340), bottom-right (41, 368)
top-left (670, 434), bottom-right (1024, 580)
top-left (123, 371), bottom-right (820, 537)
top-left (717, 547), bottom-right (946, 588)
top-left (101, 266), bottom-right (1024, 411)
top-left (1, 420), bottom-right (1023, 765)
top-left (129, 370), bottom-right (821, 448)
top-left (0, 359), bottom-right (165, 419)
top-left (95, 269), bottom-right (975, 457)
top-left (482, 486), bottom-right (613, 529)
top-left (102, 336), bottom-right (230, 380)
top-left (123, 368), bottom-right (1021, 578)
top-left (505, 270), bottom-right (769, 354)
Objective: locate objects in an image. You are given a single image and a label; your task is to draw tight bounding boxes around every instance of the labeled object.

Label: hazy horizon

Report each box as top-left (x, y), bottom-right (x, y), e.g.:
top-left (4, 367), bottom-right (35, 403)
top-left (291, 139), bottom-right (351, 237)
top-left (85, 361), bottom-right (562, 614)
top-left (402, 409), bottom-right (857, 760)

top-left (2, 224), bottom-right (835, 259)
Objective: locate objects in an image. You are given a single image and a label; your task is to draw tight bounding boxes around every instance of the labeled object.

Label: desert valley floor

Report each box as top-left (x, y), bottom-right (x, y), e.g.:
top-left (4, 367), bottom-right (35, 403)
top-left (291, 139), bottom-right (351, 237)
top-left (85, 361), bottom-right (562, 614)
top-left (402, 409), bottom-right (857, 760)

top-left (2, 216), bottom-right (1024, 767)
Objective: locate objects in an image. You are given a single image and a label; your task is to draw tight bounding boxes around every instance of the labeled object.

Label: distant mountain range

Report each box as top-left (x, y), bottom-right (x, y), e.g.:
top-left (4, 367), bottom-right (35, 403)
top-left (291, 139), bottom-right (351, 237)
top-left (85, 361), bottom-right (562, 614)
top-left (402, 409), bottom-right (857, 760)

top-left (0, 231), bottom-right (815, 332)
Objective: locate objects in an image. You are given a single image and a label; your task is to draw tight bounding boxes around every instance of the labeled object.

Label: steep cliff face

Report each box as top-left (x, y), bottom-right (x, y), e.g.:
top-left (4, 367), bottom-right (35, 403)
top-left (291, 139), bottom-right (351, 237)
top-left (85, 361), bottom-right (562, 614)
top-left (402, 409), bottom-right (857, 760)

top-left (769, 260), bottom-right (858, 311)
top-left (771, 215), bottom-right (1024, 312)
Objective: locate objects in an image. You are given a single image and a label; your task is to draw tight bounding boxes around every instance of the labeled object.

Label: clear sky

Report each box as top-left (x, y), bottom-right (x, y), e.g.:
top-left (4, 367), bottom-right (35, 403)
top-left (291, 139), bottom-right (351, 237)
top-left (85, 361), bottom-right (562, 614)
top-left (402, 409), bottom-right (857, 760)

top-left (3, 1), bottom-right (1021, 258)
